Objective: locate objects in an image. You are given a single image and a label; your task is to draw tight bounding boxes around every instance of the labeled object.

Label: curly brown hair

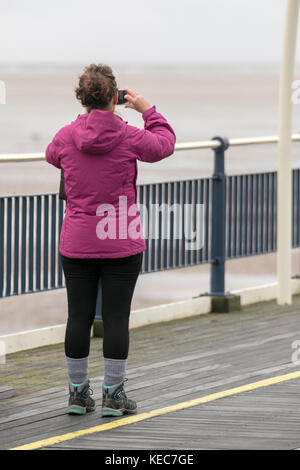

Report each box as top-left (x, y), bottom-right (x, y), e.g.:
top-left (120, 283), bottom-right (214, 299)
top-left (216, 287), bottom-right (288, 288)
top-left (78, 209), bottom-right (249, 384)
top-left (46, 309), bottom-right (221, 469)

top-left (75, 64), bottom-right (118, 111)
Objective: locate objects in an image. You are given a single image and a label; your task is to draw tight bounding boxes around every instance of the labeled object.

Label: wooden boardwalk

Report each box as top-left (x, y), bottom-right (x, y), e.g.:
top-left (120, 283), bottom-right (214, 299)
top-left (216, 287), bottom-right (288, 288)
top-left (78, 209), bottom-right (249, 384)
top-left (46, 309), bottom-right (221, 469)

top-left (0, 295), bottom-right (300, 450)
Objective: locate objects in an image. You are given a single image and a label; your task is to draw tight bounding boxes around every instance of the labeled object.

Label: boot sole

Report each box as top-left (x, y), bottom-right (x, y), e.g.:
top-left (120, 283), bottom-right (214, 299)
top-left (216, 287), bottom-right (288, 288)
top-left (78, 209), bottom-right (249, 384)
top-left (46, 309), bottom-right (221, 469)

top-left (68, 406), bottom-right (96, 415)
top-left (101, 407), bottom-right (137, 417)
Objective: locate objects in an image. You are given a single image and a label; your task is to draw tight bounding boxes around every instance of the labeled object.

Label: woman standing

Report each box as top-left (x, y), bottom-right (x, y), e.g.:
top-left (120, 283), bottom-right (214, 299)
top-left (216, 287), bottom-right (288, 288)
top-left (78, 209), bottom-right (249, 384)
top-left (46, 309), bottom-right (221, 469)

top-left (46, 64), bottom-right (176, 417)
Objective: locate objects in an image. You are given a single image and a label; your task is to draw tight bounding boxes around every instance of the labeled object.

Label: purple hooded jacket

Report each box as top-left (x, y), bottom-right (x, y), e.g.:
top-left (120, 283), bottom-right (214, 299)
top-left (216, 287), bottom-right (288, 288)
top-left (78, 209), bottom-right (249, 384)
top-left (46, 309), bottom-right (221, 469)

top-left (45, 105), bottom-right (176, 258)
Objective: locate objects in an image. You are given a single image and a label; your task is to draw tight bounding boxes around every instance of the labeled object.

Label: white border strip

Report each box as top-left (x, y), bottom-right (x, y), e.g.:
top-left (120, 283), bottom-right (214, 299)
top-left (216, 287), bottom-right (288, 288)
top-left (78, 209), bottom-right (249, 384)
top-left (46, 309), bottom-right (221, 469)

top-left (1, 279), bottom-right (300, 355)
top-left (233, 278), bottom-right (300, 305)
top-left (129, 295), bottom-right (211, 329)
top-left (1, 324), bottom-right (67, 355)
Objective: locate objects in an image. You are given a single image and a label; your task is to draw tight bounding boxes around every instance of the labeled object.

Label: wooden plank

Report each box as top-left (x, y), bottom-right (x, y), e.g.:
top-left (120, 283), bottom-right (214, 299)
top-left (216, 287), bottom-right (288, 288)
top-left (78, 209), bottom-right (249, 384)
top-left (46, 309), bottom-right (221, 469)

top-left (0, 385), bottom-right (14, 400)
top-left (1, 295), bottom-right (300, 449)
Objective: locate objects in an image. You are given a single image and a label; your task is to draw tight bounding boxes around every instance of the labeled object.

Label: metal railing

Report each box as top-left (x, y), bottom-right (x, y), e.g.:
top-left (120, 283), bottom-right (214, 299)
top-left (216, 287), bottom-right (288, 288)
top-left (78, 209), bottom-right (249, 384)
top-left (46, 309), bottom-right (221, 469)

top-left (1, 134), bottom-right (300, 162)
top-left (1, 134), bottom-right (300, 300)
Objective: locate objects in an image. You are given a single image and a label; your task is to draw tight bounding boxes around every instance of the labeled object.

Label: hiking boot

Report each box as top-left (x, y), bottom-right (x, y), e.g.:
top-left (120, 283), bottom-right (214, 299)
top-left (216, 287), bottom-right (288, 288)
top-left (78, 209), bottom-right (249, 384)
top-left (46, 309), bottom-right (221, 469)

top-left (101, 378), bottom-right (137, 417)
top-left (68, 379), bottom-right (95, 415)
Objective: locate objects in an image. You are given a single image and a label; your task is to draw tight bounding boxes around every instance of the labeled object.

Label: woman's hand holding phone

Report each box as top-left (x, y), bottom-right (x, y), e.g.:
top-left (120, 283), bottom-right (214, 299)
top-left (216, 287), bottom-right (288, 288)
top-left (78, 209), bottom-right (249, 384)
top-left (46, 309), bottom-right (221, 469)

top-left (124, 88), bottom-right (152, 114)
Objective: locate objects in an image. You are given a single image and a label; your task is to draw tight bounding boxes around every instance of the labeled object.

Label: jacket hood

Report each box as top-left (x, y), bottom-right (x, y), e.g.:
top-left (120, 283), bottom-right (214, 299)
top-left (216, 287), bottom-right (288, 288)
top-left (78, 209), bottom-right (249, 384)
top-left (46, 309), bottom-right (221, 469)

top-left (71, 109), bottom-right (127, 154)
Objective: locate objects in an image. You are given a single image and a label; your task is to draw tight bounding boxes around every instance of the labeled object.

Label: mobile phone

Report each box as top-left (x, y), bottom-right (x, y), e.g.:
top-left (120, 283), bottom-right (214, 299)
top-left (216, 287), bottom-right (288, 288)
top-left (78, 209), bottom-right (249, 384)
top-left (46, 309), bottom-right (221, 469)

top-left (117, 90), bottom-right (128, 105)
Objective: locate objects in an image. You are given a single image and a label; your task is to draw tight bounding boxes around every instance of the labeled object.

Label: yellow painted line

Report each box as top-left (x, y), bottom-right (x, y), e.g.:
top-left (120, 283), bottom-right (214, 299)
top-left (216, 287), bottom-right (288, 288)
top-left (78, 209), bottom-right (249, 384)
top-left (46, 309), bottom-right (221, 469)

top-left (10, 370), bottom-right (300, 450)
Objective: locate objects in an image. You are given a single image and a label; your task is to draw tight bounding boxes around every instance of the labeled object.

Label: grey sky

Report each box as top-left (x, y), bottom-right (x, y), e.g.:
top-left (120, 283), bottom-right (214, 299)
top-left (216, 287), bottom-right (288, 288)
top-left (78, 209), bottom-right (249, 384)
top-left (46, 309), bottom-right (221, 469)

top-left (0, 0), bottom-right (299, 64)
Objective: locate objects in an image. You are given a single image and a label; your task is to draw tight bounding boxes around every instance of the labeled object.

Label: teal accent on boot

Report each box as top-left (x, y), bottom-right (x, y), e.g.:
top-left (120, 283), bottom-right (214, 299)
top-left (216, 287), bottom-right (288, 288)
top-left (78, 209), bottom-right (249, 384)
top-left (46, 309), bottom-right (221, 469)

top-left (68, 406), bottom-right (86, 415)
top-left (103, 382), bottom-right (122, 389)
top-left (71, 379), bottom-right (88, 388)
top-left (101, 409), bottom-right (123, 417)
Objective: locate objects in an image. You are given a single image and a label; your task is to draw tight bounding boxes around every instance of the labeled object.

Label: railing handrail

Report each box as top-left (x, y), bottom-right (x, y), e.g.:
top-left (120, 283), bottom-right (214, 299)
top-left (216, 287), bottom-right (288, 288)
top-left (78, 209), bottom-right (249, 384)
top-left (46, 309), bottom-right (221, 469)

top-left (1, 134), bottom-right (300, 162)
top-left (176, 134), bottom-right (300, 150)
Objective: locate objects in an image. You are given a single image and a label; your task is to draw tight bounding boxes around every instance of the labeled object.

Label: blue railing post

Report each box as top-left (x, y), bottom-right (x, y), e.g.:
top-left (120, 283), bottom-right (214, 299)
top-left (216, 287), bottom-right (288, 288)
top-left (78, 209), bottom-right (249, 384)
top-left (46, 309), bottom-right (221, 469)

top-left (208, 136), bottom-right (241, 312)
top-left (210, 136), bottom-right (229, 297)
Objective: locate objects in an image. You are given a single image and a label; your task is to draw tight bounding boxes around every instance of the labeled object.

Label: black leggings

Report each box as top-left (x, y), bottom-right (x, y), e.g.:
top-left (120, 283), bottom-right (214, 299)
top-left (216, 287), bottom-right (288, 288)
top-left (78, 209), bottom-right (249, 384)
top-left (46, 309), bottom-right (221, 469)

top-left (61, 252), bottom-right (143, 360)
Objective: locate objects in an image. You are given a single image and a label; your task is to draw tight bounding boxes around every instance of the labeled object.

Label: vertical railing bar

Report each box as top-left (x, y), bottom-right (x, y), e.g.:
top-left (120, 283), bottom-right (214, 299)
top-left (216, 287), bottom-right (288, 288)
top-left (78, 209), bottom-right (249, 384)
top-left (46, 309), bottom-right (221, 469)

top-left (43, 195), bottom-right (49, 289)
top-left (257, 173), bottom-right (261, 254)
top-left (178, 181), bottom-right (181, 267)
top-left (5, 198), bottom-right (12, 296)
top-left (188, 180), bottom-right (198, 266)
top-left (292, 169), bottom-right (296, 248)
top-left (26, 195), bottom-right (30, 292)
top-left (141, 184), bottom-right (147, 274)
top-left (209, 176), bottom-right (213, 264)
top-left (35, 195), bottom-right (41, 291)
top-left (192, 179), bottom-right (197, 266)
top-left (226, 176), bottom-right (232, 258)
top-left (252, 174), bottom-right (256, 254)
top-left (204, 178), bottom-right (210, 263)
top-left (266, 173), bottom-right (270, 252)
top-left (270, 172), bottom-right (275, 251)
top-left (156, 183), bottom-right (159, 270)
top-left (163, 182), bottom-right (168, 270)
top-left (55, 194), bottom-right (59, 287)
top-left (257, 174), bottom-right (262, 255)
top-left (265, 173), bottom-right (269, 251)
top-left (292, 169), bottom-right (298, 248)
top-left (233, 176), bottom-right (238, 258)
top-left (181, 181), bottom-right (186, 267)
top-left (28, 196), bottom-right (34, 292)
top-left (172, 182), bottom-right (177, 268)
top-left (60, 198), bottom-right (65, 286)
top-left (169, 182), bottom-right (174, 269)
top-left (239, 175), bottom-right (243, 256)
top-left (51, 194), bottom-right (56, 287)
top-left (258, 173), bottom-right (263, 253)
top-left (296, 169), bottom-right (298, 247)
top-left (21, 196), bottom-right (27, 294)
top-left (137, 185), bottom-right (144, 274)
top-left (145, 184), bottom-right (150, 273)
top-left (295, 169), bottom-right (300, 248)
top-left (157, 183), bottom-right (162, 271)
top-left (150, 184), bottom-right (156, 272)
top-left (255, 174), bottom-right (259, 254)
top-left (0, 198), bottom-right (4, 297)
top-left (171, 181), bottom-right (175, 269)
top-left (185, 180), bottom-right (190, 266)
top-left (32, 196), bottom-right (37, 290)
top-left (297, 169), bottom-right (300, 246)
top-left (198, 179), bottom-right (204, 264)
top-left (13, 197), bottom-right (20, 295)
top-left (274, 173), bottom-right (278, 250)
top-left (166, 181), bottom-right (170, 267)
top-left (41, 195), bottom-right (45, 289)
top-left (244, 175), bottom-right (249, 256)
top-left (260, 173), bottom-right (265, 253)
top-left (3, 198), bottom-right (7, 297)
top-left (249, 174), bottom-right (254, 256)
top-left (143, 185), bottom-right (147, 273)
top-left (186, 180), bottom-right (192, 266)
